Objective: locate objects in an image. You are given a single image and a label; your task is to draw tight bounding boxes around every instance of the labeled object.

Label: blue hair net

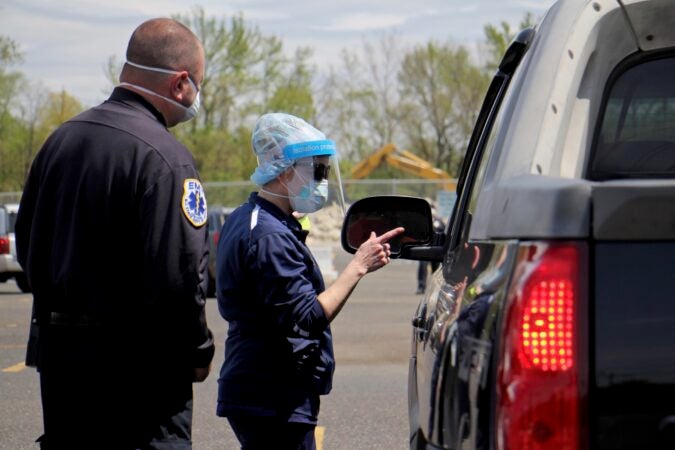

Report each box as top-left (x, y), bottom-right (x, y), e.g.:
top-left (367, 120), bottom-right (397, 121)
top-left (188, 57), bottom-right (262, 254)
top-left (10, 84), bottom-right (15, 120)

top-left (250, 113), bottom-right (336, 185)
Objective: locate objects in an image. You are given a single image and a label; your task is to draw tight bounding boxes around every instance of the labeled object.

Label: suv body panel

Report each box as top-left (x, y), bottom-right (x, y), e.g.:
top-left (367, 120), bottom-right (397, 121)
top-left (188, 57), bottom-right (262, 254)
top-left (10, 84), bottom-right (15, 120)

top-left (471, 0), bottom-right (673, 242)
top-left (343, 1), bottom-right (675, 449)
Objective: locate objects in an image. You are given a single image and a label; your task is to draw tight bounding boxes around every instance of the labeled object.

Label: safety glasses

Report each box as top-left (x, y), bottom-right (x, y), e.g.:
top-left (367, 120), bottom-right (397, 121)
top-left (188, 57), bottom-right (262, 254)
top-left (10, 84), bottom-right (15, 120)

top-left (294, 160), bottom-right (331, 182)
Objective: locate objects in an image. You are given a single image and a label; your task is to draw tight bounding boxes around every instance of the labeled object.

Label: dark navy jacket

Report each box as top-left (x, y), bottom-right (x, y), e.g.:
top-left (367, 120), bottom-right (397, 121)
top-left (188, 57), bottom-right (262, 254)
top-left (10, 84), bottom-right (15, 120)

top-left (216, 193), bottom-right (335, 423)
top-left (16, 88), bottom-right (215, 371)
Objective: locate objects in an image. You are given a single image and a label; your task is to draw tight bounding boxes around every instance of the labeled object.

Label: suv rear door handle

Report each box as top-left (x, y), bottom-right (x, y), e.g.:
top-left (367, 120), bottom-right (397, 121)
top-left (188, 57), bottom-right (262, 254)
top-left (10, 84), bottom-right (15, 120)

top-left (412, 316), bottom-right (428, 341)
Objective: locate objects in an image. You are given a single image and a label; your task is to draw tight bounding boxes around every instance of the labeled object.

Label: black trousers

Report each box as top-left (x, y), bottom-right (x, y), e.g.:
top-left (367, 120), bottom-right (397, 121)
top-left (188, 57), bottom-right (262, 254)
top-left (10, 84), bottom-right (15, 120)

top-left (36, 324), bottom-right (194, 450)
top-left (227, 416), bottom-right (316, 450)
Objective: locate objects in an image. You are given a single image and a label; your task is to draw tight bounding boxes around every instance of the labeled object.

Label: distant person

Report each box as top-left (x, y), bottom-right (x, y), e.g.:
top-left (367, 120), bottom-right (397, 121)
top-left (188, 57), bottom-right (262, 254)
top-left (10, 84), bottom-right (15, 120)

top-left (215, 112), bottom-right (404, 450)
top-left (15, 18), bottom-right (214, 449)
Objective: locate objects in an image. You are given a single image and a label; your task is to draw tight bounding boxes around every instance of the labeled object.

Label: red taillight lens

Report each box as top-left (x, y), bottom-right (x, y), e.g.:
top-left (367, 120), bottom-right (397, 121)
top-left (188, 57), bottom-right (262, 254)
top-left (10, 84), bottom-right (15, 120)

top-left (497, 243), bottom-right (587, 450)
top-left (0, 236), bottom-right (9, 254)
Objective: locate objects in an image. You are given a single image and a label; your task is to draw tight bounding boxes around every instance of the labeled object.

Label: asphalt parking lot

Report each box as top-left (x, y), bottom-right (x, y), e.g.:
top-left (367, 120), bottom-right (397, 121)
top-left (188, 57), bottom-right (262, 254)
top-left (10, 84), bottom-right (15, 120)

top-left (0, 246), bottom-right (421, 449)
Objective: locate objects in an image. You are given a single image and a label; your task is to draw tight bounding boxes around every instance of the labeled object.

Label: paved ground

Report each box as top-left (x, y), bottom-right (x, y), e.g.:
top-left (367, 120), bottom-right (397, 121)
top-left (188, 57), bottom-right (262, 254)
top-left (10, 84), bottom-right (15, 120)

top-left (0, 245), bottom-right (422, 449)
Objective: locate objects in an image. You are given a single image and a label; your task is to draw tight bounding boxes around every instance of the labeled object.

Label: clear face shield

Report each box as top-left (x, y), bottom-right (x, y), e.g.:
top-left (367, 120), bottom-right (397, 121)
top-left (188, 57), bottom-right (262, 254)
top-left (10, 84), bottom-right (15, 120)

top-left (282, 140), bottom-right (346, 218)
top-left (331, 153), bottom-right (347, 217)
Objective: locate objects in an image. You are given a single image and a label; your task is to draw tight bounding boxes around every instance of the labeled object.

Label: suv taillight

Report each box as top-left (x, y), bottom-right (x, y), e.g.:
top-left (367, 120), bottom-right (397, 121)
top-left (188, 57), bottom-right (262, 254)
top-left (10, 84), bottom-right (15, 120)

top-left (0, 236), bottom-right (9, 254)
top-left (496, 242), bottom-right (587, 450)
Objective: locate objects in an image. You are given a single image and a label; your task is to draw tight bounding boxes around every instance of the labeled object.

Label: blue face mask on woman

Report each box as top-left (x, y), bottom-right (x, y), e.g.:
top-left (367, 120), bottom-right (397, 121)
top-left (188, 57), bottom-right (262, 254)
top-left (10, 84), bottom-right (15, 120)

top-left (119, 60), bottom-right (200, 123)
top-left (284, 159), bottom-right (329, 213)
top-left (290, 177), bottom-right (329, 213)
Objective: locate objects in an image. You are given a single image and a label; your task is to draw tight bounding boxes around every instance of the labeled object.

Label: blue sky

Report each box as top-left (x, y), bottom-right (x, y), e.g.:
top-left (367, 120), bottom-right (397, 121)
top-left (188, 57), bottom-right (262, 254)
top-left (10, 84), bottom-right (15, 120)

top-left (1, 0), bottom-right (556, 107)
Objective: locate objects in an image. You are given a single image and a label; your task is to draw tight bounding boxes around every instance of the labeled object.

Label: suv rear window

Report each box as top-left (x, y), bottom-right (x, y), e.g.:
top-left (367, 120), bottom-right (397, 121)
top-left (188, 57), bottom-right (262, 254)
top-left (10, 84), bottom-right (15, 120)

top-left (591, 55), bottom-right (675, 179)
top-left (0, 209), bottom-right (5, 234)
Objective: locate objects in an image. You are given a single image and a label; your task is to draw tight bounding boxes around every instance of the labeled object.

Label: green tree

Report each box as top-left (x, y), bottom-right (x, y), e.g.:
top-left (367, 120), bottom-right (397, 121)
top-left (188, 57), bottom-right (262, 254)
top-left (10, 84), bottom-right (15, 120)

top-left (0, 35), bottom-right (25, 190)
top-left (40, 89), bottom-right (83, 133)
top-left (398, 42), bottom-right (489, 176)
top-left (483, 12), bottom-right (536, 72)
top-left (0, 35), bottom-right (23, 134)
top-left (314, 33), bottom-right (404, 163)
top-left (265, 47), bottom-right (315, 120)
top-left (174, 8), bottom-right (315, 127)
top-left (170, 8), bottom-right (316, 182)
top-left (12, 83), bottom-right (48, 187)
top-left (9, 87), bottom-right (84, 190)
top-left (0, 33), bottom-right (86, 190)
top-left (179, 125), bottom-right (253, 182)
top-left (177, 9), bottom-right (263, 131)
top-left (102, 7), bottom-right (317, 184)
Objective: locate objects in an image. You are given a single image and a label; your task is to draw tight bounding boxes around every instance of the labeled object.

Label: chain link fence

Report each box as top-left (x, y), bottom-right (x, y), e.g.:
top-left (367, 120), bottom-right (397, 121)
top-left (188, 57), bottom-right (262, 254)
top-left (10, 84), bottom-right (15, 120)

top-left (0, 192), bottom-right (21, 204)
top-left (1, 179), bottom-right (457, 209)
top-left (204, 179), bottom-right (456, 208)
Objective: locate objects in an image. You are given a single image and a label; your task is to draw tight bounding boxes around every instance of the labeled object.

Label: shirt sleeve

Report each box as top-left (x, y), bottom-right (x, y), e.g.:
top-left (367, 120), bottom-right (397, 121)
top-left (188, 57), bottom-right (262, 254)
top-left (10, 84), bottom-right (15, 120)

top-left (139, 164), bottom-right (214, 368)
top-left (253, 232), bottom-right (329, 337)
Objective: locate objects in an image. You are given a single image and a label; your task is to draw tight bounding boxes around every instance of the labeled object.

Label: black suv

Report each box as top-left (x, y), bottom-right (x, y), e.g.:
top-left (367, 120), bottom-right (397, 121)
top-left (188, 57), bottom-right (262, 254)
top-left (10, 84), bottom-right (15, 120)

top-left (341, 0), bottom-right (675, 449)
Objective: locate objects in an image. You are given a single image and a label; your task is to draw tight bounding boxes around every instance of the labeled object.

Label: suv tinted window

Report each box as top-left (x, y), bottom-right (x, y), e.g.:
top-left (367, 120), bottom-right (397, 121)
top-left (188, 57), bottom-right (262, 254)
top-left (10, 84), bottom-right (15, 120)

top-left (592, 55), bottom-right (675, 179)
top-left (0, 208), bottom-right (6, 234)
top-left (593, 242), bottom-right (675, 449)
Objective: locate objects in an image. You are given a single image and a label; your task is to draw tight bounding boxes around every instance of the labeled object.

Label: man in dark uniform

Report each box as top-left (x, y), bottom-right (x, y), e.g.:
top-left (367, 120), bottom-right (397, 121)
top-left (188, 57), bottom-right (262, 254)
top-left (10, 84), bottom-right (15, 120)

top-left (215, 113), bottom-right (404, 449)
top-left (15, 18), bottom-right (214, 449)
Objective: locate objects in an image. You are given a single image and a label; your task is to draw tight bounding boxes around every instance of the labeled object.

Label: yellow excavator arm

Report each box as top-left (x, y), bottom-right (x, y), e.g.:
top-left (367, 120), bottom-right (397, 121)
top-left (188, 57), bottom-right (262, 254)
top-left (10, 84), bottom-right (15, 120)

top-left (350, 143), bottom-right (456, 191)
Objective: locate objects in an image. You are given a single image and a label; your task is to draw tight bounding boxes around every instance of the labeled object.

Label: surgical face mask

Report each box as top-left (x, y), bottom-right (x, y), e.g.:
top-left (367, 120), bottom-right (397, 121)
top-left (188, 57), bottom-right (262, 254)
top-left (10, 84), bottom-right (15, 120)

top-left (120, 60), bottom-right (200, 123)
top-left (288, 166), bottom-right (329, 213)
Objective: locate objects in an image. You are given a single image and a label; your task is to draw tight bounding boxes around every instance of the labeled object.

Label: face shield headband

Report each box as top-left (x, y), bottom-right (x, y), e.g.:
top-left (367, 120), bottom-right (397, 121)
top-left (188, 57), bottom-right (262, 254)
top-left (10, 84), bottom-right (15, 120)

top-left (282, 140), bottom-right (336, 159)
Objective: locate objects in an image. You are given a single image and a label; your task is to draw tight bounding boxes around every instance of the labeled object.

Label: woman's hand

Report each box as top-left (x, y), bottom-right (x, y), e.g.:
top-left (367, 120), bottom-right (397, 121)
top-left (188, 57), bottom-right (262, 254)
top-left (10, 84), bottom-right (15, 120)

top-left (319, 226), bottom-right (405, 321)
top-left (353, 227), bottom-right (405, 274)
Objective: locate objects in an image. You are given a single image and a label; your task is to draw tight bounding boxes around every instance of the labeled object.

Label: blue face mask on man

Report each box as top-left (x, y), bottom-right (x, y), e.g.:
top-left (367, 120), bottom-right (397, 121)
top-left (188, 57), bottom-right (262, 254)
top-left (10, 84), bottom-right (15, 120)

top-left (120, 60), bottom-right (200, 123)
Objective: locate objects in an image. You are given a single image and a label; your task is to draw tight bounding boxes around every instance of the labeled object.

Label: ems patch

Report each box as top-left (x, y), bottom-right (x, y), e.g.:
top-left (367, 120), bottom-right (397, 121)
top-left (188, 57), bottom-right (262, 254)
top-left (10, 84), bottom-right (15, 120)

top-left (181, 178), bottom-right (207, 227)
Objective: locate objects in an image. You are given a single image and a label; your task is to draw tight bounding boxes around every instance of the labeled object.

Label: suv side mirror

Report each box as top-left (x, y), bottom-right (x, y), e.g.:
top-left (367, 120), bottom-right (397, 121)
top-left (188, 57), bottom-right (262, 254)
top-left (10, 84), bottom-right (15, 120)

top-left (341, 196), bottom-right (443, 261)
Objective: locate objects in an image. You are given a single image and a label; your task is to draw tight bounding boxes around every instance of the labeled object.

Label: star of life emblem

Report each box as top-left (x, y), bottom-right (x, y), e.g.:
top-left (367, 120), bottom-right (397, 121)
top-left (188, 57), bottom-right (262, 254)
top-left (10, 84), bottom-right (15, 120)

top-left (181, 178), bottom-right (207, 227)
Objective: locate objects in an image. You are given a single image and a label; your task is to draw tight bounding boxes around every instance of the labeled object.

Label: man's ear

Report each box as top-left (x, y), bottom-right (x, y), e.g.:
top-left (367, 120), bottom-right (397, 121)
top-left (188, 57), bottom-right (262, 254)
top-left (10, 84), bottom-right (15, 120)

top-left (170, 71), bottom-right (191, 100)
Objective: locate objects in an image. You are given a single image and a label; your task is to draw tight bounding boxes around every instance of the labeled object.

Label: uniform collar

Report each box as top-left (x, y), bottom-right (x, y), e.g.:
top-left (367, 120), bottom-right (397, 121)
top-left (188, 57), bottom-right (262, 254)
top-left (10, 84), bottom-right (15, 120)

top-left (108, 87), bottom-right (167, 126)
top-left (249, 192), bottom-right (309, 243)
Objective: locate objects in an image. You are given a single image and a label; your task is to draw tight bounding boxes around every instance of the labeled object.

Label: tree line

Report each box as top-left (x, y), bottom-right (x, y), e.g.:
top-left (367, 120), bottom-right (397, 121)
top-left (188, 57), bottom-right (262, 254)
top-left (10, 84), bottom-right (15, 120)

top-left (0, 7), bottom-right (534, 192)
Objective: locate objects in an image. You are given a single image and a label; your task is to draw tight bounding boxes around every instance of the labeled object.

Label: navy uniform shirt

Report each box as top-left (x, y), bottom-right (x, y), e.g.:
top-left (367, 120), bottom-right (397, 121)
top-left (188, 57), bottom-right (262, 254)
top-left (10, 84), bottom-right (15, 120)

top-left (16, 87), bottom-right (214, 370)
top-left (216, 193), bottom-right (335, 424)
